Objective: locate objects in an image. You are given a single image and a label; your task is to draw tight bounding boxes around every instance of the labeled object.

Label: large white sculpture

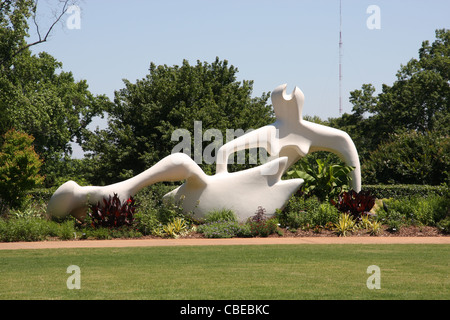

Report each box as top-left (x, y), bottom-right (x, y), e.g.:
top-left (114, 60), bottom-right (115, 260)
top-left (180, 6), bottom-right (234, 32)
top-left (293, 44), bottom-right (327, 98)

top-left (47, 84), bottom-right (361, 222)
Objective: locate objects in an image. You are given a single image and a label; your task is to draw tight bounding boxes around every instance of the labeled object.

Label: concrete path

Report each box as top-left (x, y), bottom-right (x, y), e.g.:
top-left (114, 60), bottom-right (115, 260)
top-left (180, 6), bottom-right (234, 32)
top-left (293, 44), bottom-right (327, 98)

top-left (0, 236), bottom-right (449, 250)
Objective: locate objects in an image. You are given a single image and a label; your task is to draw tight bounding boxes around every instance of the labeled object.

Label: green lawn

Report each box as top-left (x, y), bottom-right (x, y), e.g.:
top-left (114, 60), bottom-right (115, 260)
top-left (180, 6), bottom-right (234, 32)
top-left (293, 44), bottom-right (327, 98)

top-left (0, 244), bottom-right (448, 300)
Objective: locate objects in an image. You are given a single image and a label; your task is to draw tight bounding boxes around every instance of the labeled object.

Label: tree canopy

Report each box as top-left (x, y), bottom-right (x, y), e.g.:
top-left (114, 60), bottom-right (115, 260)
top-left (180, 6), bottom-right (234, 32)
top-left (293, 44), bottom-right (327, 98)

top-left (83, 58), bottom-right (274, 184)
top-left (0, 0), bottom-right (107, 186)
top-left (328, 28), bottom-right (449, 185)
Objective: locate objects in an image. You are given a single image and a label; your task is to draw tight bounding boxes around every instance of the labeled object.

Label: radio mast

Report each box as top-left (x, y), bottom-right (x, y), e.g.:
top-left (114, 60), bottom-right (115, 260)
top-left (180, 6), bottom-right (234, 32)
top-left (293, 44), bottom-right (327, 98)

top-left (339, 0), bottom-right (343, 115)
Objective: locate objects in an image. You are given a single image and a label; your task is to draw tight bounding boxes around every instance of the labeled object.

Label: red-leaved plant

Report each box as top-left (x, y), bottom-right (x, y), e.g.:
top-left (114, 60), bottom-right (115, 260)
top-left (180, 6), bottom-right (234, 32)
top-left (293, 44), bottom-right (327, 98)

top-left (88, 194), bottom-right (136, 228)
top-left (248, 206), bottom-right (278, 237)
top-left (331, 190), bottom-right (376, 220)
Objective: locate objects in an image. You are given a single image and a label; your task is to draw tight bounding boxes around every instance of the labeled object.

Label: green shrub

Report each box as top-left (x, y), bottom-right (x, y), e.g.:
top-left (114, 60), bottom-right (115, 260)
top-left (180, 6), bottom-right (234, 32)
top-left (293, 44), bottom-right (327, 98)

top-left (362, 131), bottom-right (449, 185)
top-left (414, 195), bottom-right (449, 226)
top-left (437, 216), bottom-right (450, 234)
top-left (277, 195), bottom-right (321, 228)
top-left (0, 216), bottom-right (48, 242)
top-left (308, 203), bottom-right (340, 228)
top-left (57, 220), bottom-right (77, 240)
top-left (134, 211), bottom-right (160, 236)
top-left (135, 184), bottom-right (181, 208)
top-left (277, 196), bottom-right (339, 230)
top-left (286, 154), bottom-right (354, 202)
top-left (204, 209), bottom-right (237, 223)
top-left (26, 188), bottom-right (56, 204)
top-left (377, 195), bottom-right (449, 227)
top-left (155, 197), bottom-right (187, 225)
top-left (363, 184), bottom-right (447, 199)
top-left (198, 220), bottom-right (245, 238)
top-left (276, 210), bottom-right (308, 229)
top-left (0, 130), bottom-right (45, 209)
top-left (80, 226), bottom-right (111, 240)
top-left (78, 225), bottom-right (142, 240)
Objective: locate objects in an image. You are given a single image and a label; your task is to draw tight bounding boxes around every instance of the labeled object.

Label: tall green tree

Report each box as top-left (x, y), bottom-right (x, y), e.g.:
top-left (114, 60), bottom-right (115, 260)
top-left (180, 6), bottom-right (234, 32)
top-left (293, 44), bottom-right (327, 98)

top-left (83, 58), bottom-right (274, 185)
top-left (0, 0), bottom-right (107, 186)
top-left (329, 29), bottom-right (449, 185)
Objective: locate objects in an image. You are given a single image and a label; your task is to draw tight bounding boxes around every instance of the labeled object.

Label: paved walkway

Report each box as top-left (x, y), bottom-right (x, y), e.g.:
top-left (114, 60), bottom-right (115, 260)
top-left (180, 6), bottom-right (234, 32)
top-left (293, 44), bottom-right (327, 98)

top-left (0, 236), bottom-right (449, 250)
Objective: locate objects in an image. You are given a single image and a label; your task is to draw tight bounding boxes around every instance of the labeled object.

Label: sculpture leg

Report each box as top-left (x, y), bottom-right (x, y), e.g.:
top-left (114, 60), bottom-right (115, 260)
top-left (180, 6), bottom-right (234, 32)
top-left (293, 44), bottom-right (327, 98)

top-left (47, 153), bottom-right (207, 219)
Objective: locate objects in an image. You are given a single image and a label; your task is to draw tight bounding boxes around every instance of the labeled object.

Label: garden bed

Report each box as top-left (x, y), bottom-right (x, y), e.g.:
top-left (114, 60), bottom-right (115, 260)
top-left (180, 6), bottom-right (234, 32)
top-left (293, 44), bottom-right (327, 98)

top-left (117, 224), bottom-right (447, 241)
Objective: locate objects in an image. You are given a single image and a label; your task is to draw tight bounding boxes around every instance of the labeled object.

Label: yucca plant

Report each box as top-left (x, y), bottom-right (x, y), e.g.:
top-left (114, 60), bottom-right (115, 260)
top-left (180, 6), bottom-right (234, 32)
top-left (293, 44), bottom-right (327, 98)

top-left (88, 194), bottom-right (136, 229)
top-left (367, 220), bottom-right (383, 235)
top-left (333, 213), bottom-right (356, 237)
top-left (162, 217), bottom-right (188, 238)
top-left (170, 217), bottom-right (188, 234)
top-left (359, 215), bottom-right (383, 235)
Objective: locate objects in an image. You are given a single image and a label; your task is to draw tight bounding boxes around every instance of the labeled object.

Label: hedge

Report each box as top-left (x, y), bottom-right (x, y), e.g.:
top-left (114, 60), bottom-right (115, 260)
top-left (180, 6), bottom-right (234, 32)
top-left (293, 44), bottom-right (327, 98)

top-left (362, 184), bottom-right (448, 199)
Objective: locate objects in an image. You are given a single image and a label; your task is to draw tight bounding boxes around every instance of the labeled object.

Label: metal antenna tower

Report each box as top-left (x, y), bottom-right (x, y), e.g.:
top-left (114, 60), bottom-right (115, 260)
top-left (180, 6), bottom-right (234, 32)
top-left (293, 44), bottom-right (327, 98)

top-left (339, 0), bottom-right (343, 115)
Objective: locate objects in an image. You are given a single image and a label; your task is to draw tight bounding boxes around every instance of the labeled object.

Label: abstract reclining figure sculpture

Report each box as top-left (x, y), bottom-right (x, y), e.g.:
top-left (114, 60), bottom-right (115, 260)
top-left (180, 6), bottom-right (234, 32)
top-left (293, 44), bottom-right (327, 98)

top-left (47, 84), bottom-right (361, 223)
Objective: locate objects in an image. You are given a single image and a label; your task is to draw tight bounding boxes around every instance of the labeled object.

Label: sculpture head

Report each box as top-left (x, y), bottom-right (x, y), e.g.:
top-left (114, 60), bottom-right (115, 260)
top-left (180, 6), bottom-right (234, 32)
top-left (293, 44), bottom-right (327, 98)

top-left (47, 180), bottom-right (79, 218)
top-left (271, 83), bottom-right (305, 123)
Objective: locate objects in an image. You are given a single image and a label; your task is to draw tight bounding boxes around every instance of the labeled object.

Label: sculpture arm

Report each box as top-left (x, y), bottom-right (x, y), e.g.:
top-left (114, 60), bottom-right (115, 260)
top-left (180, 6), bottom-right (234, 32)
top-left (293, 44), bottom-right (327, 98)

top-left (215, 126), bottom-right (278, 174)
top-left (304, 121), bottom-right (361, 192)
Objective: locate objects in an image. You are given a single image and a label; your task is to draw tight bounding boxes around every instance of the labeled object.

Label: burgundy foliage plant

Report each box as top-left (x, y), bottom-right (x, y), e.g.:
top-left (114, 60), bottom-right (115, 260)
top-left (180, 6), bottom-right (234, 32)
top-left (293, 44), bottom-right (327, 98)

top-left (88, 194), bottom-right (136, 228)
top-left (331, 190), bottom-right (376, 219)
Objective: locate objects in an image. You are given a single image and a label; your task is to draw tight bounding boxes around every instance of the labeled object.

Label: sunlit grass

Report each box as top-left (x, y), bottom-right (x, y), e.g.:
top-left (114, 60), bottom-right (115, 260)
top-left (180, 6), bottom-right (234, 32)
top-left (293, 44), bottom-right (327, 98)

top-left (0, 244), bottom-right (448, 300)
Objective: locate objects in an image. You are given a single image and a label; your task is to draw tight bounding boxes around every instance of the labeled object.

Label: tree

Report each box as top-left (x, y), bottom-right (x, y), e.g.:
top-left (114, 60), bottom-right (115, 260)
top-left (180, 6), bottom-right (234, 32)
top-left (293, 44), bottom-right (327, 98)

top-left (326, 29), bottom-right (449, 185)
top-left (83, 58), bottom-right (274, 185)
top-left (331, 29), bottom-right (449, 164)
top-left (0, 50), bottom-right (107, 181)
top-left (0, 0), bottom-right (107, 186)
top-left (0, 0), bottom-right (74, 69)
top-left (376, 29), bottom-right (449, 136)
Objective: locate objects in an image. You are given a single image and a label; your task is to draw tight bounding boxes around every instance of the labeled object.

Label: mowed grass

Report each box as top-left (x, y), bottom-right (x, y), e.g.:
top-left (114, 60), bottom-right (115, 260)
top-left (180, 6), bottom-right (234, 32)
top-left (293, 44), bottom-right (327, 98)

top-left (0, 244), bottom-right (448, 300)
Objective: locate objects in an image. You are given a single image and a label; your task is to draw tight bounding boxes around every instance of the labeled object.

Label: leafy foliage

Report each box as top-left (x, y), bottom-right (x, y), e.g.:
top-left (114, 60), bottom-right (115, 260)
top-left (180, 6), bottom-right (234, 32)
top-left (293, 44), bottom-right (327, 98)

top-left (203, 209), bottom-right (237, 223)
top-left (437, 216), bottom-right (450, 234)
top-left (88, 194), bottom-right (136, 229)
top-left (197, 220), bottom-right (248, 239)
top-left (276, 195), bottom-right (341, 230)
top-left (0, 210), bottom-right (77, 242)
top-left (331, 190), bottom-right (376, 220)
top-left (376, 195), bottom-right (449, 227)
top-left (362, 130), bottom-right (449, 185)
top-left (362, 184), bottom-right (448, 199)
top-left (287, 155), bottom-right (354, 202)
top-left (0, 129), bottom-right (44, 209)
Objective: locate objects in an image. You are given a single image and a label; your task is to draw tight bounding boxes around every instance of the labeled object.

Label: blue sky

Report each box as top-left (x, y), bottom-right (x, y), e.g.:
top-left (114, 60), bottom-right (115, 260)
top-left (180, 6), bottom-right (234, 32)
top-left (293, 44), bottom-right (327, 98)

top-left (28, 0), bottom-right (450, 156)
